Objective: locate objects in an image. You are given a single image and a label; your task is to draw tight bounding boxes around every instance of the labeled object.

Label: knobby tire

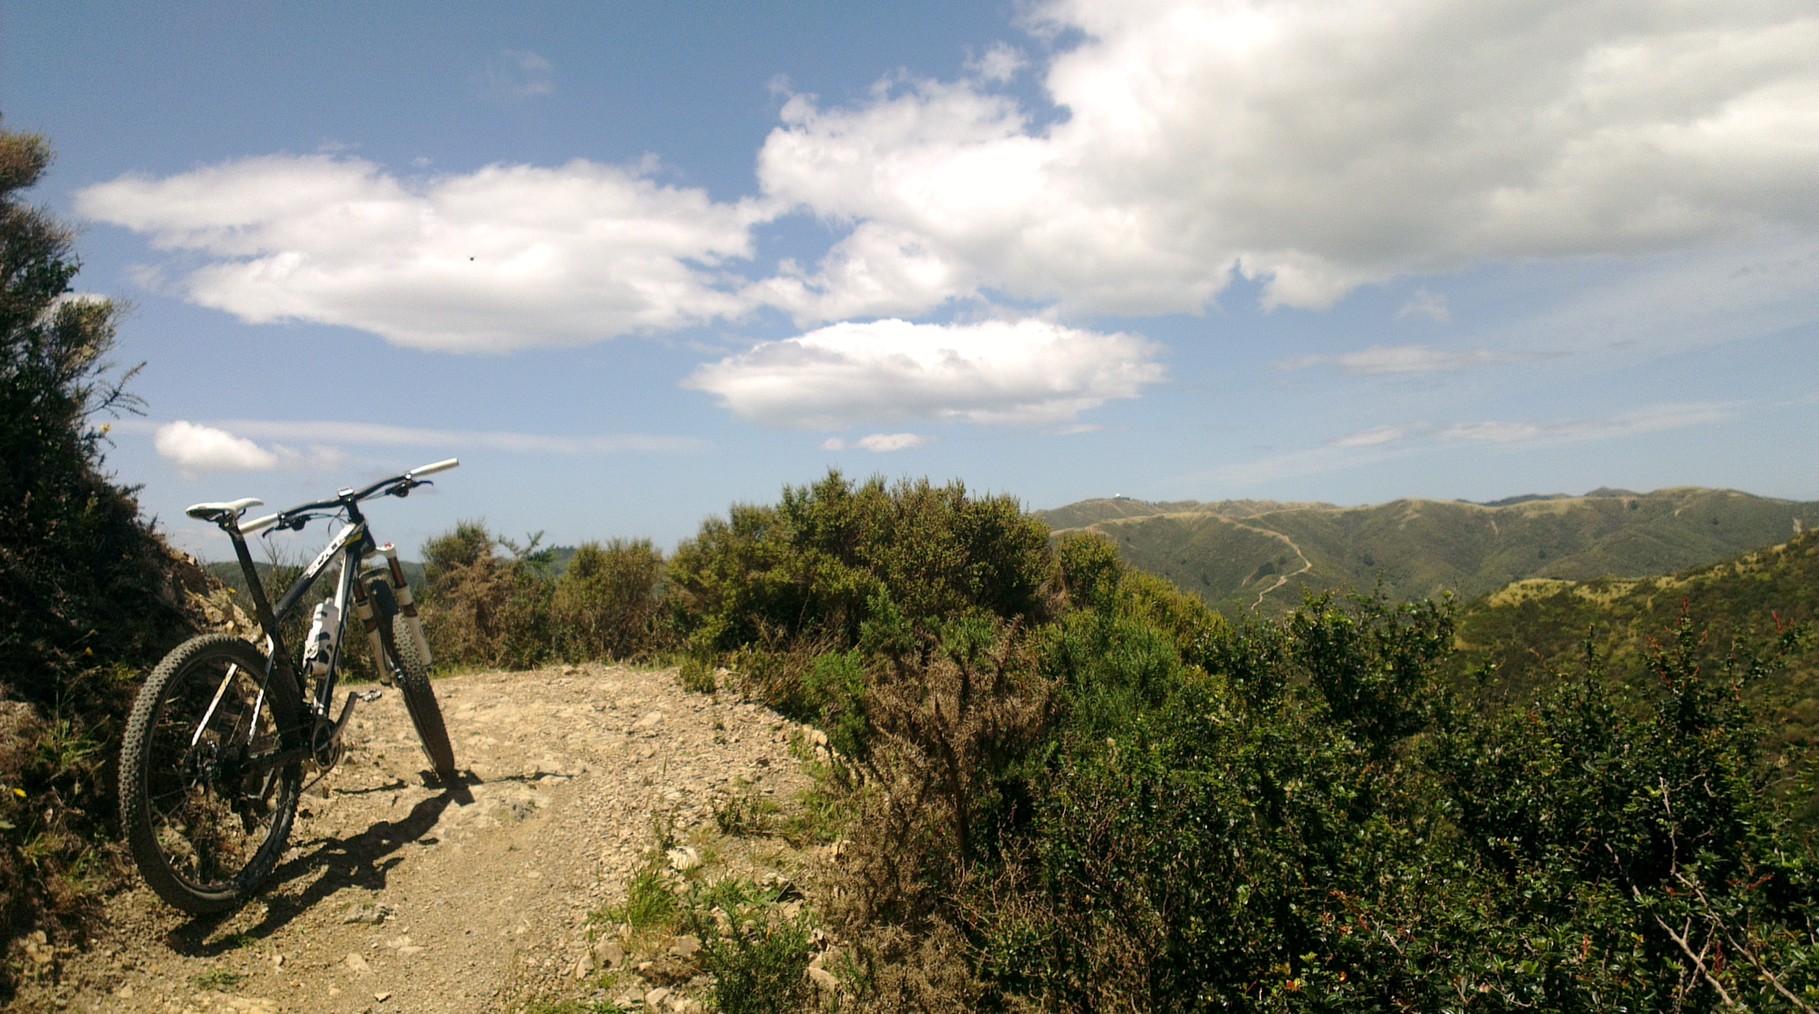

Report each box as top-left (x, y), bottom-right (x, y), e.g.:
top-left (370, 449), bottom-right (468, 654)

top-left (389, 618), bottom-right (457, 783)
top-left (118, 634), bottom-right (302, 914)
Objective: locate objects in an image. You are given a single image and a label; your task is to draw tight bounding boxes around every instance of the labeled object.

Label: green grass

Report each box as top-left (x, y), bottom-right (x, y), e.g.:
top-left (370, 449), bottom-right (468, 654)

top-left (192, 968), bottom-right (245, 992)
top-left (711, 779), bottom-right (779, 837)
top-left (601, 861), bottom-right (681, 936)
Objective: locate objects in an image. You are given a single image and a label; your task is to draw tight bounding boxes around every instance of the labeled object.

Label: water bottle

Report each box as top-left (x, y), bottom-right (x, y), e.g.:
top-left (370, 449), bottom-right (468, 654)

top-left (303, 601), bottom-right (340, 677)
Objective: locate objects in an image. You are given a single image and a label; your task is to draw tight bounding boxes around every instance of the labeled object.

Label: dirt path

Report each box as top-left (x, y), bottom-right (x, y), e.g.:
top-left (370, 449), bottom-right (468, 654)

top-left (1228, 520), bottom-right (1314, 611)
top-left (17, 664), bottom-right (820, 1013)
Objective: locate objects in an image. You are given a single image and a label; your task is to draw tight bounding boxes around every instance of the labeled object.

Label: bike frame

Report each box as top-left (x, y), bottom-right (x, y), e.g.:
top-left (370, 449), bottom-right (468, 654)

top-left (223, 512), bottom-right (371, 726)
top-left (198, 459), bottom-right (456, 755)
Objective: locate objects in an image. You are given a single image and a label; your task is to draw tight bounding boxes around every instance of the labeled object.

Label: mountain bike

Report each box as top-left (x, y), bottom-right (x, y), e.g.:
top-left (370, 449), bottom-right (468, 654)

top-left (119, 459), bottom-right (461, 914)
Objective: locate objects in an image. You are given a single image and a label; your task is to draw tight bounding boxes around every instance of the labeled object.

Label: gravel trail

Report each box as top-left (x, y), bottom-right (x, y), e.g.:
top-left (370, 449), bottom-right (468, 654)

top-left (18, 664), bottom-right (817, 1013)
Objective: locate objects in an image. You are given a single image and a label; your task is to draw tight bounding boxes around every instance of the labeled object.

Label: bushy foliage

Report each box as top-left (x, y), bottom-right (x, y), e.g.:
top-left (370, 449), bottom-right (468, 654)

top-left (0, 122), bottom-right (202, 998)
top-left (814, 574), bottom-right (1819, 1010)
top-left (420, 527), bottom-right (670, 669)
top-left (666, 471), bottom-right (1057, 659)
top-left (420, 521), bottom-right (556, 670)
top-left (550, 538), bottom-right (666, 662)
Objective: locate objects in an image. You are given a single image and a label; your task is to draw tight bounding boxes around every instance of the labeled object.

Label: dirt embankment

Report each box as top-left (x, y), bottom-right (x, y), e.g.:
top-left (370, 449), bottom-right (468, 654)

top-left (14, 664), bottom-right (826, 1013)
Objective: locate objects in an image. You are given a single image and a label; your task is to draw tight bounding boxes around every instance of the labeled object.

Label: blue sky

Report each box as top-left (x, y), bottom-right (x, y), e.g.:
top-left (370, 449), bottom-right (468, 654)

top-left (4, 0), bottom-right (1816, 559)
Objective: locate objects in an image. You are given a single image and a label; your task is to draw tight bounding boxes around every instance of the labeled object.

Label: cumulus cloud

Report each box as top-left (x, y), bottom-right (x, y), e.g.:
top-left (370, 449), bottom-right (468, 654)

top-left (155, 421), bottom-right (277, 474)
top-left (756, 0), bottom-right (1819, 320)
top-left (154, 421), bottom-right (344, 477)
top-left (74, 0), bottom-right (1819, 369)
top-left (77, 155), bottom-right (771, 352)
top-left (151, 417), bottom-right (703, 479)
top-left (685, 317), bottom-right (1164, 429)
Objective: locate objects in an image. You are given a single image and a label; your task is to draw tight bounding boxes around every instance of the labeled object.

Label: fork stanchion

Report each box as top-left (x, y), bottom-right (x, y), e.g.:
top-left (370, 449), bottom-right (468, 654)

top-left (378, 543), bottom-right (435, 666)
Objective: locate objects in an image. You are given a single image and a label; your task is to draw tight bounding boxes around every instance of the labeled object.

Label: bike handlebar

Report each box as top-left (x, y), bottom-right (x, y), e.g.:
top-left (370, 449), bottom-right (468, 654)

top-left (234, 459), bottom-right (460, 535)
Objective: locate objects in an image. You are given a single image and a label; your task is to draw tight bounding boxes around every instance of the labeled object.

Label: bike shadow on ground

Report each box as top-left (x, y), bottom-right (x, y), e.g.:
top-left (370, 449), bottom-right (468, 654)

top-left (164, 770), bottom-right (479, 957)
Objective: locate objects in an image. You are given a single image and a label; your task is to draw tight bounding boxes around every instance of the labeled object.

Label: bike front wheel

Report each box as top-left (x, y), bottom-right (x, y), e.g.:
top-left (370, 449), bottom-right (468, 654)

top-left (387, 618), bottom-right (458, 783)
top-left (119, 634), bottom-right (302, 914)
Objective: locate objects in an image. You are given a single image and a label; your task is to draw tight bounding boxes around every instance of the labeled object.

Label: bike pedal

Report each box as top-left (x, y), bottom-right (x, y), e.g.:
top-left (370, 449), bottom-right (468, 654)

top-left (356, 688), bottom-right (384, 703)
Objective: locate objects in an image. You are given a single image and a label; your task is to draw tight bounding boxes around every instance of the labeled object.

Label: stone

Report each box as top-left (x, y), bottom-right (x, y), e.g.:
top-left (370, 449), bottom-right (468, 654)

top-left (343, 952), bottom-right (372, 975)
top-left (634, 711), bottom-right (665, 732)
top-left (809, 965), bottom-right (840, 994)
top-left (592, 939), bottom-right (626, 969)
top-left (642, 954), bottom-right (698, 986)
top-left (342, 901), bottom-right (395, 925)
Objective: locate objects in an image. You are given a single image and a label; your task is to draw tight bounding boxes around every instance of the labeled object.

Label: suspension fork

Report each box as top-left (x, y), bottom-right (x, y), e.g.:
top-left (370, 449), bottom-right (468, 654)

top-left (379, 543), bottom-right (434, 666)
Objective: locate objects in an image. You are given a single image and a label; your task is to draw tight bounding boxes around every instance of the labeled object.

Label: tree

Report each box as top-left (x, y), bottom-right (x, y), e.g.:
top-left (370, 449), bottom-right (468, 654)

top-left (0, 119), bottom-right (194, 1001)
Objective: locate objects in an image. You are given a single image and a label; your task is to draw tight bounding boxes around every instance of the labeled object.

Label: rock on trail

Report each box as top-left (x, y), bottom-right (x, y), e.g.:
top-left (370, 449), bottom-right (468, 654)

top-left (20, 664), bottom-right (818, 1013)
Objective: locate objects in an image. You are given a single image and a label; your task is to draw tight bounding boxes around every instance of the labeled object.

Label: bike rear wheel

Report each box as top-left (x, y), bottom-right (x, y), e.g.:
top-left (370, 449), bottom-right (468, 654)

top-left (119, 634), bottom-right (302, 914)
top-left (387, 617), bottom-right (458, 783)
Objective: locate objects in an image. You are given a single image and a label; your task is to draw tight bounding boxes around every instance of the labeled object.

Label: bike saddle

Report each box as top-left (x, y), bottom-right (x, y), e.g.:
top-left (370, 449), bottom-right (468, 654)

top-left (185, 498), bottom-right (264, 523)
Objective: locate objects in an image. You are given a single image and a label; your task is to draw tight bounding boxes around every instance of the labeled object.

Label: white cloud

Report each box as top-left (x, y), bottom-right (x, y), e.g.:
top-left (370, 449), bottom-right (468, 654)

top-left (756, 0), bottom-right (1819, 320)
top-left (1280, 344), bottom-right (1527, 375)
top-left (216, 419), bottom-right (707, 456)
top-left (968, 43), bottom-right (1027, 84)
top-left (153, 421), bottom-right (344, 477)
top-left (155, 421), bottom-right (277, 474)
top-left (1439, 402), bottom-right (1740, 444)
top-left (71, 0), bottom-right (1819, 376)
top-left (857, 432), bottom-right (930, 452)
top-left (1202, 400), bottom-right (1745, 489)
top-left (77, 155), bottom-right (771, 352)
top-left (685, 317), bottom-right (1164, 429)
top-left (147, 417), bottom-right (703, 480)
top-left (823, 432), bottom-right (930, 452)
top-left (476, 49), bottom-right (555, 102)
top-left (1397, 289), bottom-right (1450, 323)
top-left (746, 222), bottom-right (976, 325)
top-left (1330, 424), bottom-right (1424, 449)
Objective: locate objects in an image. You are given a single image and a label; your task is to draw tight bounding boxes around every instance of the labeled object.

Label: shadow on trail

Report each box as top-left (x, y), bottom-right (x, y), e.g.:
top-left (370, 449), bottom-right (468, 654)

top-left (165, 772), bottom-right (478, 957)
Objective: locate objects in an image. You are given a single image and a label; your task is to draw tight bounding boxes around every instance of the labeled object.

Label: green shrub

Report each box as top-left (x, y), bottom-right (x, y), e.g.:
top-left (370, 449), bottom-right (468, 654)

top-left (684, 879), bottom-right (817, 1014)
top-left (551, 538), bottom-right (665, 662)
top-left (666, 470), bottom-right (1058, 657)
top-left (420, 521), bottom-right (555, 670)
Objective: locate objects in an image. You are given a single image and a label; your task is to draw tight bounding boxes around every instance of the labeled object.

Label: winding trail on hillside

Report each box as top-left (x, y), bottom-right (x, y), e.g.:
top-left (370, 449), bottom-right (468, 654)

top-left (19, 665), bottom-right (819, 1013)
top-left (1227, 519), bottom-right (1314, 611)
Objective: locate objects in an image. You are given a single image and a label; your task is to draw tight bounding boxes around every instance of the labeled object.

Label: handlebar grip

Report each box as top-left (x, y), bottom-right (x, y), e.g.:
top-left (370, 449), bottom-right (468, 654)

top-left (240, 512), bottom-right (281, 535)
top-left (410, 458), bottom-right (460, 477)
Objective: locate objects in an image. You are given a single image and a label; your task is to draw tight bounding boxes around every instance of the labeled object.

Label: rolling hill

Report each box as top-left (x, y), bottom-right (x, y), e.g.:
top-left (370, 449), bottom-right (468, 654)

top-left (1454, 528), bottom-right (1819, 815)
top-left (1038, 488), bottom-right (1819, 618)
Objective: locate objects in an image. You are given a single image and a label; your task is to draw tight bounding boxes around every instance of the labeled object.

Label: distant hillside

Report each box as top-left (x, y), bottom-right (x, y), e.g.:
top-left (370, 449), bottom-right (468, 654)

top-left (1455, 529), bottom-right (1819, 814)
top-left (1038, 488), bottom-right (1819, 617)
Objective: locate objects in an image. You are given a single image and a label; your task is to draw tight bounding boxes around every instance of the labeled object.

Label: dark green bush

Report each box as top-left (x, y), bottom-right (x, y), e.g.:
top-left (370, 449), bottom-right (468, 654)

top-left (802, 574), bottom-right (1819, 1011)
top-left (0, 122), bottom-right (204, 999)
top-left (666, 470), bottom-right (1057, 658)
top-left (550, 538), bottom-right (665, 662)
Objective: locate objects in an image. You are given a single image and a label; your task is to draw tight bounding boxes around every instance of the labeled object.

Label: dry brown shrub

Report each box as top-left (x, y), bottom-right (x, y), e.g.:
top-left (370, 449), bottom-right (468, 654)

top-left (823, 622), bottom-right (1054, 1010)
